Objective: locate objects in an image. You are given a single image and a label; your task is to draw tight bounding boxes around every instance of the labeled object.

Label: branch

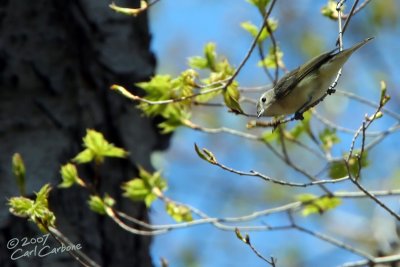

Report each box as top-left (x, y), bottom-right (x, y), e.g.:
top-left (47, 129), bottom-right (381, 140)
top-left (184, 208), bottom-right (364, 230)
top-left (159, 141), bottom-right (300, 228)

top-left (342, 254), bottom-right (400, 267)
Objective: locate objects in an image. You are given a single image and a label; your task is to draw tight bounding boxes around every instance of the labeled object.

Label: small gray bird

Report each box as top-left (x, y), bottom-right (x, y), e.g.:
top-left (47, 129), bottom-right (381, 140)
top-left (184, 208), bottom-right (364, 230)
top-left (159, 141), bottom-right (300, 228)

top-left (256, 37), bottom-right (373, 119)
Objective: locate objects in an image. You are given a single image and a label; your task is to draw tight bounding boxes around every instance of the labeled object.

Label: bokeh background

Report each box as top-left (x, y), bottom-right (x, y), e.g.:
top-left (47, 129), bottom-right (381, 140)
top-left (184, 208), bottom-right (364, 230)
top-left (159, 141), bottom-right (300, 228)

top-left (146, 0), bottom-right (400, 266)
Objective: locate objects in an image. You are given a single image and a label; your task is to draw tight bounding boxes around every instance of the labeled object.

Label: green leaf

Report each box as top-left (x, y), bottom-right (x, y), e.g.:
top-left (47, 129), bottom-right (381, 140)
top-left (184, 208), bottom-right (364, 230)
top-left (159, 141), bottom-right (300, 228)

top-left (258, 45), bottom-right (284, 69)
top-left (223, 82), bottom-right (243, 113)
top-left (188, 42), bottom-right (219, 72)
top-left (193, 144), bottom-right (217, 164)
top-left (73, 129), bottom-right (128, 164)
top-left (88, 195), bottom-right (107, 215)
top-left (380, 80), bottom-right (390, 106)
top-left (122, 167), bottom-right (167, 207)
top-left (59, 163), bottom-right (84, 188)
top-left (286, 111), bottom-right (311, 140)
top-left (319, 128), bottom-right (340, 152)
top-left (204, 43), bottom-right (217, 71)
top-left (166, 202), bottom-right (193, 222)
top-left (321, 0), bottom-right (344, 20)
top-left (188, 56), bottom-right (209, 69)
top-left (241, 19), bottom-right (277, 43)
top-left (246, 0), bottom-right (271, 11)
top-left (9, 184), bottom-right (56, 231)
top-left (158, 106), bottom-right (190, 134)
top-left (297, 194), bottom-right (341, 216)
top-left (35, 184), bottom-right (51, 207)
top-left (122, 179), bottom-right (150, 201)
top-left (8, 197), bottom-right (35, 218)
top-left (12, 153), bottom-right (26, 195)
top-left (241, 21), bottom-right (260, 38)
top-left (329, 151), bottom-right (369, 179)
top-left (72, 149), bottom-right (94, 164)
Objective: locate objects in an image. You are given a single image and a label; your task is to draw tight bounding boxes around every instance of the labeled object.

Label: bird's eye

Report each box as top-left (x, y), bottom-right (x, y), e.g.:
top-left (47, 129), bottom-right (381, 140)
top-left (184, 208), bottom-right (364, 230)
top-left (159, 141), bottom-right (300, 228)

top-left (261, 97), bottom-right (266, 103)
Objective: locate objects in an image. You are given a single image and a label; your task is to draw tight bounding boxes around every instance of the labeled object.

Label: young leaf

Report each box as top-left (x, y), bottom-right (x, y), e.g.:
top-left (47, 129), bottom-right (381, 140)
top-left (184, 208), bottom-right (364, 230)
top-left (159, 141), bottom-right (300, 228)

top-left (204, 43), bottom-right (217, 71)
top-left (223, 83), bottom-right (243, 114)
top-left (188, 56), bottom-right (209, 69)
top-left (319, 128), bottom-right (340, 152)
top-left (321, 0), bottom-right (344, 20)
top-left (297, 194), bottom-right (341, 216)
top-left (166, 202), bottom-right (193, 222)
top-left (193, 144), bottom-right (217, 164)
top-left (59, 163), bottom-right (84, 188)
top-left (246, 0), bottom-right (271, 11)
top-left (8, 184), bottom-right (56, 231)
top-left (329, 151), bottom-right (369, 179)
top-left (122, 167), bottom-right (167, 207)
top-left (73, 129), bottom-right (128, 164)
top-left (88, 195), bottom-right (107, 215)
top-left (12, 153), bottom-right (26, 195)
top-left (258, 45), bottom-right (284, 69)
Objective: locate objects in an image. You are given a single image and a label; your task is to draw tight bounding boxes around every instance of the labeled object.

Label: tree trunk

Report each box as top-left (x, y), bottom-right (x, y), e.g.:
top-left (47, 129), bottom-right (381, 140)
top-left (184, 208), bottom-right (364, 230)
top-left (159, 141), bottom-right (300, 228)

top-left (0, 1), bottom-right (165, 266)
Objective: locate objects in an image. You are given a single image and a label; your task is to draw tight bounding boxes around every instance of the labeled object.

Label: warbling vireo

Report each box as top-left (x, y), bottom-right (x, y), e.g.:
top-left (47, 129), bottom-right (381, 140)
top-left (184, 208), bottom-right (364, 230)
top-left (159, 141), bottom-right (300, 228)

top-left (256, 37), bottom-right (373, 119)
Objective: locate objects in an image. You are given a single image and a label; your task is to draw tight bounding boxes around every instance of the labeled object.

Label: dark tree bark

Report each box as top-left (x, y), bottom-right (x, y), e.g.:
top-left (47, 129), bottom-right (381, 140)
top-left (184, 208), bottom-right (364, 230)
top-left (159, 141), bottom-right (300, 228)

top-left (0, 1), bottom-right (166, 266)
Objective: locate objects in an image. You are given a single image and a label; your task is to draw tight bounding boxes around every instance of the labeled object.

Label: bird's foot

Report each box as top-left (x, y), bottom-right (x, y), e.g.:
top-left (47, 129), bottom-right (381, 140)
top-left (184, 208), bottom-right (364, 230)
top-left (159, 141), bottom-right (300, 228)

top-left (327, 89), bottom-right (336, 95)
top-left (294, 112), bottom-right (304, 120)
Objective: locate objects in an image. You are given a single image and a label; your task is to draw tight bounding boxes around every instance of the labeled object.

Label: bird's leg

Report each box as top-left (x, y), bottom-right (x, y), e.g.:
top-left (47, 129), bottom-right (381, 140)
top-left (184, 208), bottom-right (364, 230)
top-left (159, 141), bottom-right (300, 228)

top-left (293, 95), bottom-right (313, 120)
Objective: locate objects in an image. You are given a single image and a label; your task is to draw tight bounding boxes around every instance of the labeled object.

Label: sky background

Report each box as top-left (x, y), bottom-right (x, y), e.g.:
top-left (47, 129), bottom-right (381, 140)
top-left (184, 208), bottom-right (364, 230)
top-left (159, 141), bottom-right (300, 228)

top-left (146, 1), bottom-right (400, 266)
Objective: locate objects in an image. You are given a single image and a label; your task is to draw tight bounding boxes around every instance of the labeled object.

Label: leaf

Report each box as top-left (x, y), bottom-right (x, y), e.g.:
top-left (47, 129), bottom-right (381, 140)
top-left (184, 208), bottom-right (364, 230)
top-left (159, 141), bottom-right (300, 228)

top-left (223, 82), bottom-right (243, 113)
top-left (258, 45), bottom-right (284, 69)
top-left (241, 21), bottom-right (260, 38)
top-left (297, 194), bottom-right (341, 216)
top-left (329, 151), bottom-right (369, 179)
top-left (12, 153), bottom-right (26, 195)
top-left (380, 80), bottom-right (390, 106)
top-left (9, 184), bottom-right (56, 231)
top-left (246, 0), bottom-right (271, 11)
top-left (166, 202), bottom-right (193, 222)
top-left (8, 197), bottom-right (34, 218)
top-left (158, 106), bottom-right (190, 134)
top-left (235, 228), bottom-right (248, 243)
top-left (35, 184), bottom-right (52, 207)
top-left (319, 128), bottom-right (340, 152)
top-left (204, 42), bottom-right (217, 71)
top-left (188, 56), bottom-right (209, 69)
top-left (194, 144), bottom-right (217, 164)
top-left (241, 19), bottom-right (278, 43)
top-left (321, 0), bottom-right (344, 20)
top-left (59, 163), bottom-right (84, 188)
top-left (285, 111), bottom-right (311, 140)
top-left (122, 167), bottom-right (167, 207)
top-left (88, 195), bottom-right (106, 215)
top-left (73, 129), bottom-right (128, 164)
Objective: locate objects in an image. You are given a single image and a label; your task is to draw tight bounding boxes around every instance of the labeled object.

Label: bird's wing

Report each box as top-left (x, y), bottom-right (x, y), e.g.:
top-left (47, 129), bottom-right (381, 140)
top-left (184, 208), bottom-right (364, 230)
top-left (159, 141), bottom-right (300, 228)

top-left (274, 47), bottom-right (338, 99)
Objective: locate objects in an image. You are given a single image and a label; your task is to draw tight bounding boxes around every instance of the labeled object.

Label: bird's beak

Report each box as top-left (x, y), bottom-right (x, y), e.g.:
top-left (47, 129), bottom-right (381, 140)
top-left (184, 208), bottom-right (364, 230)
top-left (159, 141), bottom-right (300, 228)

top-left (257, 108), bottom-right (264, 118)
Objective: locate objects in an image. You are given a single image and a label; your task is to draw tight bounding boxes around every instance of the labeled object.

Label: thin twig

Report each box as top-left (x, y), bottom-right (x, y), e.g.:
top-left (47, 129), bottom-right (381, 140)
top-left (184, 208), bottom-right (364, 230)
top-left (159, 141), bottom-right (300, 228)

top-left (222, 0), bottom-right (278, 90)
top-left (342, 254), bottom-right (400, 267)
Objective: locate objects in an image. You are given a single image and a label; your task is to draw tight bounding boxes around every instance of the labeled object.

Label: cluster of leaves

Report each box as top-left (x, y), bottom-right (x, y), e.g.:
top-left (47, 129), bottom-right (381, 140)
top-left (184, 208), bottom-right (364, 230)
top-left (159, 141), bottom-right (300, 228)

top-left (8, 184), bottom-right (56, 232)
top-left (132, 42), bottom-right (244, 133)
top-left (242, 0), bottom-right (284, 71)
top-left (8, 153), bottom-right (55, 232)
top-left (58, 129), bottom-right (192, 222)
top-left (122, 167), bottom-right (167, 207)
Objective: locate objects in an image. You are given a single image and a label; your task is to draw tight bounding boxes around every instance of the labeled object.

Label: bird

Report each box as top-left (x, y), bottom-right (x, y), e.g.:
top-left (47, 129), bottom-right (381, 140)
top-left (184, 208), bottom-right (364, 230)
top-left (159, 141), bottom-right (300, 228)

top-left (256, 37), bottom-right (373, 119)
